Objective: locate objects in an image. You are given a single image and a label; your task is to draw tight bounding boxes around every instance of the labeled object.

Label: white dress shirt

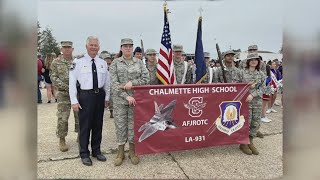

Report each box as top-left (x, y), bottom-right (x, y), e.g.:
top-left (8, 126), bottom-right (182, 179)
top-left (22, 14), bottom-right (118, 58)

top-left (69, 53), bottom-right (110, 104)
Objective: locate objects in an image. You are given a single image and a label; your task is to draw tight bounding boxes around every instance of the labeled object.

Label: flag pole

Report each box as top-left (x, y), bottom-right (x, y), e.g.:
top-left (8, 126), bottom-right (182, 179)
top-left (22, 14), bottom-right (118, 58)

top-left (195, 7), bottom-right (208, 84)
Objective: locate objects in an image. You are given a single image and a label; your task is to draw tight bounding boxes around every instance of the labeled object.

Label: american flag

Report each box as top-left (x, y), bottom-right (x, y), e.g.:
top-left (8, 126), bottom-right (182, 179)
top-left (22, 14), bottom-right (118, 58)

top-left (156, 7), bottom-right (176, 85)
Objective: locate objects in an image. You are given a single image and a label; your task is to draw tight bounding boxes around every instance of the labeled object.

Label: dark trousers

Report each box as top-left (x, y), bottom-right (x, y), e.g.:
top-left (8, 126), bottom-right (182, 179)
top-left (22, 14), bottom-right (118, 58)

top-left (37, 75), bottom-right (42, 102)
top-left (78, 90), bottom-right (105, 158)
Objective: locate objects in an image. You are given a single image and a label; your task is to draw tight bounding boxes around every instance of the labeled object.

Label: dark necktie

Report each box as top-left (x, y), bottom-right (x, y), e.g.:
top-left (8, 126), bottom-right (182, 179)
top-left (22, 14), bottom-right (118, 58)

top-left (91, 59), bottom-right (98, 90)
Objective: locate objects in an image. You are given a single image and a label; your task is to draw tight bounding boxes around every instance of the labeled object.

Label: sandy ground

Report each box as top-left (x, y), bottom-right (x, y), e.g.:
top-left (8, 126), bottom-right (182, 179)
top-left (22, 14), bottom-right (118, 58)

top-left (37, 88), bottom-right (283, 179)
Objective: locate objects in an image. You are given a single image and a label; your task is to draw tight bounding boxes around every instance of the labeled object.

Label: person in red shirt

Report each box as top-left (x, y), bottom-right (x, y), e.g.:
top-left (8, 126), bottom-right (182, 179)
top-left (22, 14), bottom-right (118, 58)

top-left (0, 47), bottom-right (9, 107)
top-left (37, 54), bottom-right (44, 103)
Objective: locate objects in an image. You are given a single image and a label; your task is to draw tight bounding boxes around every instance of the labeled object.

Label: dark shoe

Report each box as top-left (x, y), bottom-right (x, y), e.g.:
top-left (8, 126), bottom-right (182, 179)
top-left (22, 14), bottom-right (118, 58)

top-left (47, 100), bottom-right (51, 103)
top-left (74, 124), bottom-right (79, 133)
top-left (38, 100), bottom-right (42, 104)
top-left (55, 99), bottom-right (58, 103)
top-left (110, 110), bottom-right (114, 118)
top-left (81, 157), bottom-right (92, 166)
top-left (92, 154), bottom-right (107, 161)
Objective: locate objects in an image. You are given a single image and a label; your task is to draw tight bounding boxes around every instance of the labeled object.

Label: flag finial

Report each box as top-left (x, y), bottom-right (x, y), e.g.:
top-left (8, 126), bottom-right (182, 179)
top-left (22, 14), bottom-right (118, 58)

top-left (164, 1), bottom-right (171, 14)
top-left (199, 7), bottom-right (203, 16)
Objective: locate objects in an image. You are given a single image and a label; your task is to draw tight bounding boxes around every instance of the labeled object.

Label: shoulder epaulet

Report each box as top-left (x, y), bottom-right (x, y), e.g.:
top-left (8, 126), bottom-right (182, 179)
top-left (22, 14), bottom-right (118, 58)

top-left (113, 57), bottom-right (121, 62)
top-left (77, 54), bottom-right (85, 59)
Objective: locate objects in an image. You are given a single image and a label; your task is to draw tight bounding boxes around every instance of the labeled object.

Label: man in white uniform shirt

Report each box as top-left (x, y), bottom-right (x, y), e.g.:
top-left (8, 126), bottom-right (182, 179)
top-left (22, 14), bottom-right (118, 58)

top-left (69, 36), bottom-right (110, 166)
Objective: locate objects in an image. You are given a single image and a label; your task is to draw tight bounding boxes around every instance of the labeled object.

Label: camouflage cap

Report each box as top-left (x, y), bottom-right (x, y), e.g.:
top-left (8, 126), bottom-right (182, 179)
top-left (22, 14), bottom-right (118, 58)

top-left (246, 53), bottom-right (260, 60)
top-left (248, 45), bottom-right (258, 50)
top-left (100, 53), bottom-right (111, 59)
top-left (224, 50), bottom-right (235, 57)
top-left (173, 44), bottom-right (183, 52)
top-left (61, 41), bottom-right (73, 47)
top-left (204, 52), bottom-right (210, 58)
top-left (121, 38), bottom-right (134, 46)
top-left (145, 48), bottom-right (157, 55)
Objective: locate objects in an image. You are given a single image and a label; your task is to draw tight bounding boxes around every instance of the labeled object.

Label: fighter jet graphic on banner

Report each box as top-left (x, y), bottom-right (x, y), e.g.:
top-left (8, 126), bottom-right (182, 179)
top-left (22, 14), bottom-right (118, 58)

top-left (138, 100), bottom-right (177, 142)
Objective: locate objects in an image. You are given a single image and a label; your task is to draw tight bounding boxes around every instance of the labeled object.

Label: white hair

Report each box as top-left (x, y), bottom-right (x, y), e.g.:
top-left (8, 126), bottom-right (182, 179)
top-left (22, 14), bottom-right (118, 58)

top-left (86, 36), bottom-right (100, 45)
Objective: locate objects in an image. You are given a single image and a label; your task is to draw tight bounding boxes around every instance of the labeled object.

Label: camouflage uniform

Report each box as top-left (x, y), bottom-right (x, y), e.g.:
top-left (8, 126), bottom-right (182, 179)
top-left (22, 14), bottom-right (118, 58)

top-left (202, 67), bottom-right (212, 83)
top-left (146, 62), bottom-right (160, 85)
top-left (259, 61), bottom-right (267, 74)
top-left (101, 53), bottom-right (113, 117)
top-left (214, 66), bottom-right (241, 83)
top-left (172, 44), bottom-right (193, 84)
top-left (239, 55), bottom-right (266, 138)
top-left (174, 58), bottom-right (193, 84)
top-left (50, 49), bottom-right (79, 138)
top-left (202, 52), bottom-right (214, 84)
top-left (109, 55), bottom-right (150, 145)
top-left (145, 48), bottom-right (160, 85)
top-left (239, 59), bottom-right (246, 70)
top-left (213, 50), bottom-right (241, 83)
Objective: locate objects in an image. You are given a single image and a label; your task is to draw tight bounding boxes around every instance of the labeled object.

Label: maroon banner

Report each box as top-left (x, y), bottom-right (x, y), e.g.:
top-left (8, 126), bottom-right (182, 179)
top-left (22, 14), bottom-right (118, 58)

top-left (134, 83), bottom-right (250, 155)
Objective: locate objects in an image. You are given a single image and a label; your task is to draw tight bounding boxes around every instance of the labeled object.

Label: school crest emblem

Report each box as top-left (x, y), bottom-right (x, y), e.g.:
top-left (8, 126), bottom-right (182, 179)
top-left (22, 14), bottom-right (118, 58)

top-left (215, 101), bottom-right (245, 136)
top-left (184, 97), bottom-right (207, 118)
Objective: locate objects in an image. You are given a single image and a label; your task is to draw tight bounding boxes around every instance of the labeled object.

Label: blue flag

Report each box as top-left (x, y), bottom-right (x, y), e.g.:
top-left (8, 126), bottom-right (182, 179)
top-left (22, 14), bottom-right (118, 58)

top-left (194, 16), bottom-right (207, 83)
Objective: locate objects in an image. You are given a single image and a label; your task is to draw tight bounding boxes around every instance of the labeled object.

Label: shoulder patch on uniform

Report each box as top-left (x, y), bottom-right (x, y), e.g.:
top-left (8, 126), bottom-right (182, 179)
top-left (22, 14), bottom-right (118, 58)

top-left (70, 62), bottom-right (76, 70)
top-left (76, 54), bottom-right (85, 59)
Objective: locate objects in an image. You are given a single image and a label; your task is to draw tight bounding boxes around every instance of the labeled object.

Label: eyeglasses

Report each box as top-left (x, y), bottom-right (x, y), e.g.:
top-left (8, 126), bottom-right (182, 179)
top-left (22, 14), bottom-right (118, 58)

top-left (148, 54), bottom-right (156, 56)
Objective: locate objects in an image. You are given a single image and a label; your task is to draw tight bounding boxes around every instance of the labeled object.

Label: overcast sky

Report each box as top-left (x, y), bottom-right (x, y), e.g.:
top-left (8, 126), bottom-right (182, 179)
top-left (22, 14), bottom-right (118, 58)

top-left (38, 0), bottom-right (283, 56)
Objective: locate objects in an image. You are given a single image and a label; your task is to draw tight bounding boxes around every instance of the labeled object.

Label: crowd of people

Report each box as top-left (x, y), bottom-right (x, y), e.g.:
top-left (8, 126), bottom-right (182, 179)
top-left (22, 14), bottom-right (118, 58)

top-left (37, 36), bottom-right (283, 166)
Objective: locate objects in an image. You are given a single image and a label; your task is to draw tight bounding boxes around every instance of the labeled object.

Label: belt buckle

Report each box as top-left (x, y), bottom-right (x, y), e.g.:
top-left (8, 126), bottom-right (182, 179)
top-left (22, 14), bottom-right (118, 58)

top-left (94, 89), bottom-right (99, 93)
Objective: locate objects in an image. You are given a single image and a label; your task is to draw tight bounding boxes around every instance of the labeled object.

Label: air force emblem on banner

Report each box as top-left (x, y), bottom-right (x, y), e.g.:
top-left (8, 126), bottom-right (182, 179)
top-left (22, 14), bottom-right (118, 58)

top-left (215, 101), bottom-right (245, 136)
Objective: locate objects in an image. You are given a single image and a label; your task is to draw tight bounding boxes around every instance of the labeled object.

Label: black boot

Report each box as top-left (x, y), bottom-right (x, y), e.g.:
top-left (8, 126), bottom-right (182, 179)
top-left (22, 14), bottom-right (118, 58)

top-left (110, 110), bottom-right (114, 118)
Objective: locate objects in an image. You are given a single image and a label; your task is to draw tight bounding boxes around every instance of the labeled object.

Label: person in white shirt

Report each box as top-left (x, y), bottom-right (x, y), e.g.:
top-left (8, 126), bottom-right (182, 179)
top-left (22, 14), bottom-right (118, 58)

top-left (69, 36), bottom-right (110, 166)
